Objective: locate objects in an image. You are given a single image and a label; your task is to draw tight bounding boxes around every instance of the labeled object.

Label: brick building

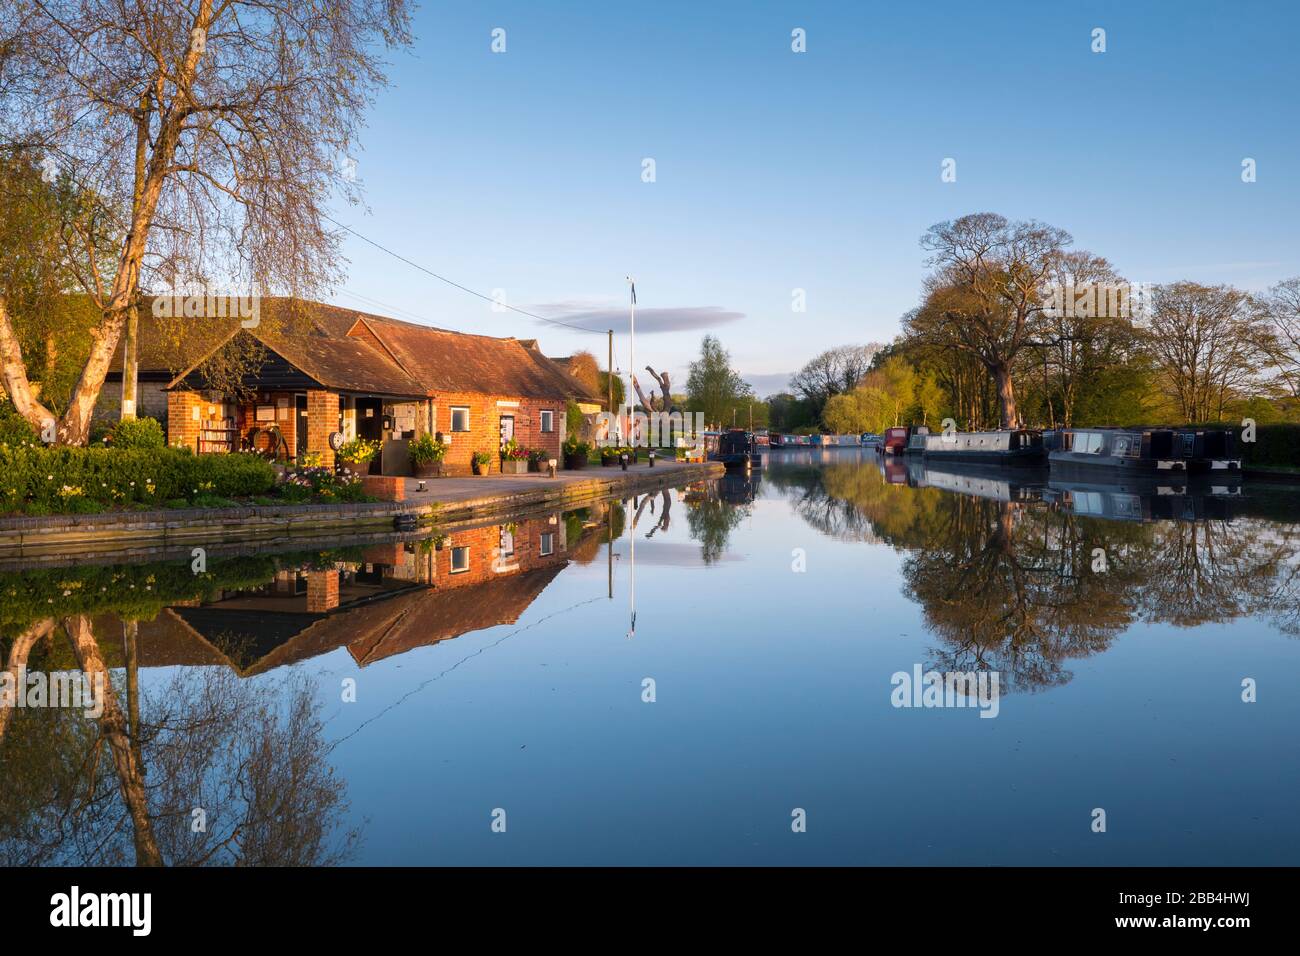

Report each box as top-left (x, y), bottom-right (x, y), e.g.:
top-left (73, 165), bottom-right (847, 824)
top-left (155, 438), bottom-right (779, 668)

top-left (127, 298), bottom-right (603, 473)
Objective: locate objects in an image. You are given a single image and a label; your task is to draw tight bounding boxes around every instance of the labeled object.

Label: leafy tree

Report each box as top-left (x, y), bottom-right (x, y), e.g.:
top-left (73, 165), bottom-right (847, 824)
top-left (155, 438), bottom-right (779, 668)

top-left (907, 212), bottom-right (1071, 428)
top-left (686, 335), bottom-right (752, 427)
top-left (0, 0), bottom-right (414, 442)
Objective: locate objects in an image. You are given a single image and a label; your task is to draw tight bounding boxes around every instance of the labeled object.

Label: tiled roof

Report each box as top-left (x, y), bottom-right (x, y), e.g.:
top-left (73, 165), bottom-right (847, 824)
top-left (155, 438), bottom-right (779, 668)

top-left (150, 297), bottom-right (599, 401)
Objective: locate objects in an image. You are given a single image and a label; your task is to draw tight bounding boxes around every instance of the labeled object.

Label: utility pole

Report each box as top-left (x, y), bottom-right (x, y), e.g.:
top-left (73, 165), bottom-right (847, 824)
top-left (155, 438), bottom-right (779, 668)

top-left (121, 300), bottom-right (139, 420)
top-left (607, 329), bottom-right (614, 441)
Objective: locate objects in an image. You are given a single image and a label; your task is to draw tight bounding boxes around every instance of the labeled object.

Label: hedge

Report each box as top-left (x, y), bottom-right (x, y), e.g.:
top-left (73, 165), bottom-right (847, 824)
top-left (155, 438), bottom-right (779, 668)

top-left (0, 444), bottom-right (276, 514)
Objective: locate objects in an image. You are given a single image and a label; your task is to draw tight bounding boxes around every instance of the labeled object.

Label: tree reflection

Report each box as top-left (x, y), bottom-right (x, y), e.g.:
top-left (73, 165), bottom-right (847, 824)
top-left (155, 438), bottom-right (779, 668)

top-left (683, 481), bottom-right (749, 564)
top-left (0, 616), bottom-right (356, 866)
top-left (775, 457), bottom-right (1300, 692)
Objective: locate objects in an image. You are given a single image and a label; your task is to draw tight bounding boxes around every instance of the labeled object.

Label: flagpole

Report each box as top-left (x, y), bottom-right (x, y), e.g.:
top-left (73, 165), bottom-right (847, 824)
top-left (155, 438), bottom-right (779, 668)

top-left (625, 276), bottom-right (635, 445)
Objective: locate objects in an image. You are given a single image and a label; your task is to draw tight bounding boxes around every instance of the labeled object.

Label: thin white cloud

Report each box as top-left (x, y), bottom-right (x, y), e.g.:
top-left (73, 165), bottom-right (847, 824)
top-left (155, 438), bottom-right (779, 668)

top-left (531, 300), bottom-right (745, 334)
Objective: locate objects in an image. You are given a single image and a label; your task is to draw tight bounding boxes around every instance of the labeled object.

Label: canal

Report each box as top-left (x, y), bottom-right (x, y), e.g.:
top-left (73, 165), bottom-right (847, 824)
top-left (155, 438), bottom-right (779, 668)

top-left (2, 447), bottom-right (1297, 865)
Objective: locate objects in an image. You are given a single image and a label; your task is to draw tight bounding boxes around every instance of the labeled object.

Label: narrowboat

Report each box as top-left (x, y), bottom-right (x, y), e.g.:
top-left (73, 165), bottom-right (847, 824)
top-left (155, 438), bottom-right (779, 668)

top-left (1046, 477), bottom-right (1241, 523)
top-left (1048, 427), bottom-right (1188, 479)
top-left (1175, 427), bottom-right (1243, 474)
top-left (903, 425), bottom-right (932, 455)
top-left (708, 429), bottom-right (761, 470)
top-left (882, 426), bottom-right (910, 455)
top-left (860, 432), bottom-right (882, 448)
top-left (920, 429), bottom-right (1046, 467)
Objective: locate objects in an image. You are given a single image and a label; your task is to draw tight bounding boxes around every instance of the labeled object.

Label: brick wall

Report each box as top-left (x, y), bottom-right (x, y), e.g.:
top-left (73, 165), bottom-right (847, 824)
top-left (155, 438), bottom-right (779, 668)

top-left (433, 393), bottom-right (564, 475)
top-left (306, 569), bottom-right (340, 613)
top-left (307, 390), bottom-right (340, 468)
top-left (166, 391), bottom-right (204, 451)
top-left (434, 516), bottom-right (566, 585)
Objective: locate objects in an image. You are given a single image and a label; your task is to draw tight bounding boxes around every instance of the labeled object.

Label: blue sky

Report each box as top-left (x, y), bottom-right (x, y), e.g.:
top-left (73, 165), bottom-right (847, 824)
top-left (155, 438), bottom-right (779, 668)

top-left (327, 0), bottom-right (1300, 396)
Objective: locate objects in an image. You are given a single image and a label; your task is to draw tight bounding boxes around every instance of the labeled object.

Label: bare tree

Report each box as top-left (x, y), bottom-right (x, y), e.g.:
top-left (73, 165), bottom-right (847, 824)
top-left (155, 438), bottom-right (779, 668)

top-left (1039, 250), bottom-right (1136, 427)
top-left (1260, 277), bottom-right (1300, 398)
top-left (1144, 282), bottom-right (1269, 422)
top-left (0, 0), bottom-right (413, 442)
top-left (789, 344), bottom-right (880, 421)
top-left (907, 212), bottom-right (1070, 428)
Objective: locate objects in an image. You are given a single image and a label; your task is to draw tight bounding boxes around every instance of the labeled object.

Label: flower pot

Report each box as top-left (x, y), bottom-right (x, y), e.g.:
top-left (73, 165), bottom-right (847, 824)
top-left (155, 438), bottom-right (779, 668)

top-left (601, 457), bottom-right (617, 467)
top-left (500, 459), bottom-right (528, 475)
top-left (472, 461), bottom-right (490, 476)
top-left (414, 461), bottom-right (442, 478)
top-left (564, 453), bottom-right (587, 470)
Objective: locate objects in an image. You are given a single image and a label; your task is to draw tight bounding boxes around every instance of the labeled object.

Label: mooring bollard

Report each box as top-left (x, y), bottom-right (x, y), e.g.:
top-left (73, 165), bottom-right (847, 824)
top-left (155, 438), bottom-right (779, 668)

top-left (547, 458), bottom-right (557, 478)
top-left (416, 480), bottom-right (427, 493)
top-left (648, 450), bottom-right (656, 468)
top-left (620, 452), bottom-right (629, 471)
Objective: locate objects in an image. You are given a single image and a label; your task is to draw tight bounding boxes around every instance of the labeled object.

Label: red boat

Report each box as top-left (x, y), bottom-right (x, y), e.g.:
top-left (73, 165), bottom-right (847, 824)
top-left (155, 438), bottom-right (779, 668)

top-left (882, 426), bottom-right (909, 455)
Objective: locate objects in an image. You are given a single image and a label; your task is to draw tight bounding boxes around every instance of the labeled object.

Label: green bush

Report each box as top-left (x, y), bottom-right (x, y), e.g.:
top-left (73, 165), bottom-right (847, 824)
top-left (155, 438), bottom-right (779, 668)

top-left (0, 445), bottom-right (276, 514)
top-left (566, 399), bottom-right (585, 438)
top-left (0, 408), bottom-right (40, 447)
top-left (111, 416), bottom-right (165, 449)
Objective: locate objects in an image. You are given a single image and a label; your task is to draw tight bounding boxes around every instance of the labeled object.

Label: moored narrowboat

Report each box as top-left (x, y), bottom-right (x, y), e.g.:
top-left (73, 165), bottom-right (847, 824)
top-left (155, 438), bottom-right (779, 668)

top-left (921, 429), bottom-right (1046, 466)
top-left (882, 426), bottom-right (909, 455)
top-left (1175, 427), bottom-right (1243, 474)
top-left (707, 428), bottom-right (761, 470)
top-left (1048, 427), bottom-right (1188, 479)
top-left (904, 425), bottom-right (932, 455)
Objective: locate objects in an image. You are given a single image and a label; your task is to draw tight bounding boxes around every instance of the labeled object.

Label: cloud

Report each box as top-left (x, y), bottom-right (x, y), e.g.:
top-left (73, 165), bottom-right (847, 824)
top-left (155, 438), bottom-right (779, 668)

top-left (530, 300), bottom-right (745, 334)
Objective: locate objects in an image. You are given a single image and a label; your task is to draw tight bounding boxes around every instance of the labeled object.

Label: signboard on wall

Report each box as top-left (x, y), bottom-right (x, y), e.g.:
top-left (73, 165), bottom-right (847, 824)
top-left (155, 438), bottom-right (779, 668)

top-left (255, 405), bottom-right (276, 422)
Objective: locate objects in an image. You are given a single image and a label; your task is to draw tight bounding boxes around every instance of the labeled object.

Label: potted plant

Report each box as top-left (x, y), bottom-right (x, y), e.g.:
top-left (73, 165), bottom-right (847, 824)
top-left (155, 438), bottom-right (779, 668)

top-left (409, 432), bottom-right (447, 478)
top-left (527, 447), bottom-right (549, 472)
top-left (337, 437), bottom-right (382, 475)
top-left (600, 446), bottom-right (620, 467)
top-left (471, 450), bottom-right (493, 475)
top-left (499, 439), bottom-right (529, 475)
top-left (563, 436), bottom-right (589, 470)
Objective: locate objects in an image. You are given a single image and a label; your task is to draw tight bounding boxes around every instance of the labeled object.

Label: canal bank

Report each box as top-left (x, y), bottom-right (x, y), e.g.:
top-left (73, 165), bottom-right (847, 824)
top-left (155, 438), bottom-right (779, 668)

top-left (0, 459), bottom-right (724, 564)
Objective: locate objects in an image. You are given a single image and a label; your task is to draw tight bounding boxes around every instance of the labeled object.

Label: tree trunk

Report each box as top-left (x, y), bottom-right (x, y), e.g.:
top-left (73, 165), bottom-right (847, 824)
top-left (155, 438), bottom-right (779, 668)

top-left (0, 294), bottom-right (58, 435)
top-left (992, 362), bottom-right (1018, 429)
top-left (0, 620), bottom-right (55, 743)
top-left (64, 615), bottom-right (163, 867)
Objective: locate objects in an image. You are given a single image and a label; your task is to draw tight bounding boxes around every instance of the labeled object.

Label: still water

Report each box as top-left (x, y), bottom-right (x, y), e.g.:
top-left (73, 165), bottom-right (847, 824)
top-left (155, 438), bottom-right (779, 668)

top-left (2, 448), bottom-right (1298, 865)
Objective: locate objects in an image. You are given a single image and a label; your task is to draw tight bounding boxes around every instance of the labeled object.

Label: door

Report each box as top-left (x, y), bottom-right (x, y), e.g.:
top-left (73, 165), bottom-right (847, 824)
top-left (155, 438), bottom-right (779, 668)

top-left (499, 414), bottom-right (515, 449)
top-left (295, 395), bottom-right (308, 457)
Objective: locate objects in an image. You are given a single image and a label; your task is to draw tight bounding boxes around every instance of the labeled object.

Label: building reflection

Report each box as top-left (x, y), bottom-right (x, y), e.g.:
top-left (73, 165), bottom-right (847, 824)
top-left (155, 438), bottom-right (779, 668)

top-left (116, 511), bottom-right (599, 676)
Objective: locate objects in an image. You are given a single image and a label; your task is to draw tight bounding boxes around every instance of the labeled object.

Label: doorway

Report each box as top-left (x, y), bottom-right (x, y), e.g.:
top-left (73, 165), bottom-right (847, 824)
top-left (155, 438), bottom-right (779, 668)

top-left (499, 414), bottom-right (515, 449)
top-left (295, 394), bottom-right (308, 458)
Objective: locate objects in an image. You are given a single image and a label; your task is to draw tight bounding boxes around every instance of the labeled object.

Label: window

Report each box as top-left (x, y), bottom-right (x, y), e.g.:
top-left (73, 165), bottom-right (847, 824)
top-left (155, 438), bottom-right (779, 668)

top-left (450, 407), bottom-right (470, 432)
top-left (499, 527), bottom-right (515, 557)
top-left (540, 532), bottom-right (555, 556)
top-left (540, 409), bottom-right (554, 433)
top-left (450, 546), bottom-right (470, 573)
